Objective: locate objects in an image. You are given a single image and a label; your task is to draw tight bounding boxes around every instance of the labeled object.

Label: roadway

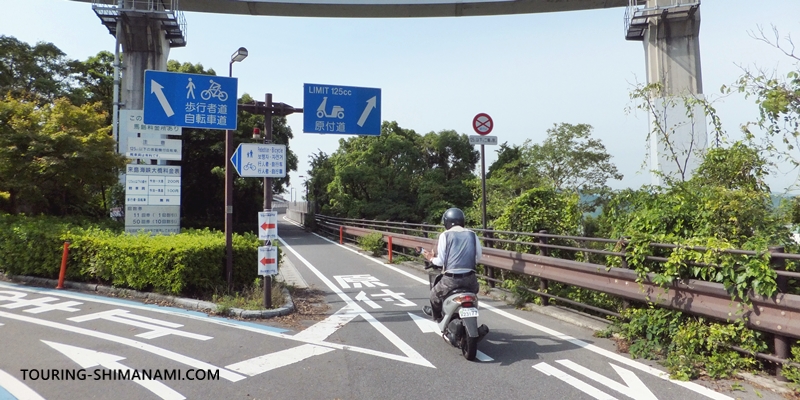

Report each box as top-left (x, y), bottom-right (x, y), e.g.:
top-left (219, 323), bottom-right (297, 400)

top-left (0, 217), bottom-right (784, 400)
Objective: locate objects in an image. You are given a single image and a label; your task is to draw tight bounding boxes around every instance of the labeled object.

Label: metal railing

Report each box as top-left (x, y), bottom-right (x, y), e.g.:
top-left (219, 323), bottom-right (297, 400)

top-left (314, 214), bottom-right (800, 377)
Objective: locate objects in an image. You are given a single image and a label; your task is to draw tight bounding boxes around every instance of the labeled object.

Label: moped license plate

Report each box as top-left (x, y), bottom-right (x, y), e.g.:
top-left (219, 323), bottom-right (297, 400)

top-left (459, 308), bottom-right (479, 318)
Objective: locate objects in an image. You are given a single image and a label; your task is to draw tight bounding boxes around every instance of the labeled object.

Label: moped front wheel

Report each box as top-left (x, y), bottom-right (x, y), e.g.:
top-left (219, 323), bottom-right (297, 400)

top-left (460, 335), bottom-right (477, 361)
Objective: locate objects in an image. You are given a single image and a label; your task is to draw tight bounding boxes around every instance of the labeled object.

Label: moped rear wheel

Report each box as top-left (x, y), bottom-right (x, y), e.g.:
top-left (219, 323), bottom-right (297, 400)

top-left (460, 335), bottom-right (477, 361)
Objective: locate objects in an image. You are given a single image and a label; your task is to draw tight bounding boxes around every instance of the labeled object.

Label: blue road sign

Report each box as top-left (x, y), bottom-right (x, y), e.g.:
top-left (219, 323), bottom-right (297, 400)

top-left (230, 143), bottom-right (287, 178)
top-left (303, 83), bottom-right (381, 136)
top-left (143, 70), bottom-right (238, 130)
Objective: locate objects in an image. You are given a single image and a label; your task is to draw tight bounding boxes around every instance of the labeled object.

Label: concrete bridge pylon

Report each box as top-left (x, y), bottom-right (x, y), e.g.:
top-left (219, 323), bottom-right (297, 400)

top-left (627, 0), bottom-right (706, 185)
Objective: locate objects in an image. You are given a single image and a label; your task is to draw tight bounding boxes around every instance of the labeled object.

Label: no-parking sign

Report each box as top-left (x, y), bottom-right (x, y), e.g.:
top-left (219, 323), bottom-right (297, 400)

top-left (472, 113), bottom-right (493, 136)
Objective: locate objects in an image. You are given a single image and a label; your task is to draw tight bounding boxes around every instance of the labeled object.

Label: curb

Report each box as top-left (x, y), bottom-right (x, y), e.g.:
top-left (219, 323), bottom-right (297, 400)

top-left (0, 273), bottom-right (295, 320)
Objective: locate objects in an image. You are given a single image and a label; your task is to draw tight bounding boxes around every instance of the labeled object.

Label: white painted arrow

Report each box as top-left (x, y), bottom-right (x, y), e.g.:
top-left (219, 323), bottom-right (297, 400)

top-left (556, 360), bottom-right (658, 400)
top-left (356, 96), bottom-right (376, 127)
top-left (355, 291), bottom-right (381, 309)
top-left (43, 340), bottom-right (185, 400)
top-left (407, 312), bottom-right (494, 361)
top-left (150, 80), bottom-right (175, 117)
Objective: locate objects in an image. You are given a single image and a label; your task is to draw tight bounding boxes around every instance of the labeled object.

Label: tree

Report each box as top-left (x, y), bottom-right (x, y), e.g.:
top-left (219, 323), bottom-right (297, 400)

top-left (487, 142), bottom-right (526, 180)
top-left (307, 150), bottom-right (335, 213)
top-left (730, 25), bottom-right (800, 173)
top-left (628, 81), bottom-right (726, 184)
top-left (71, 51), bottom-right (115, 125)
top-left (313, 122), bottom-right (478, 222)
top-left (0, 36), bottom-right (80, 106)
top-left (0, 96), bottom-right (126, 216)
top-left (417, 129), bottom-right (478, 222)
top-left (526, 123), bottom-right (623, 193)
top-left (327, 121), bottom-right (424, 220)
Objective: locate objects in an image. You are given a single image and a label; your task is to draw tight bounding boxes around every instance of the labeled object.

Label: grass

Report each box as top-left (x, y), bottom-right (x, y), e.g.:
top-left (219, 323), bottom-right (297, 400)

top-left (211, 277), bottom-right (287, 311)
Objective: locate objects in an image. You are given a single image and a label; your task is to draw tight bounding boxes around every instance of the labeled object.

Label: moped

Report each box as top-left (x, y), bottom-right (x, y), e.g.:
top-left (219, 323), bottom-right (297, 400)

top-left (419, 248), bottom-right (490, 361)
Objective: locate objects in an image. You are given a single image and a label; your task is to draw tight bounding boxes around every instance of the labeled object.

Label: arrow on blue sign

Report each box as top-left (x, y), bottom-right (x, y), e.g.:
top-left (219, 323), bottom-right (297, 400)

top-left (150, 81), bottom-right (175, 117)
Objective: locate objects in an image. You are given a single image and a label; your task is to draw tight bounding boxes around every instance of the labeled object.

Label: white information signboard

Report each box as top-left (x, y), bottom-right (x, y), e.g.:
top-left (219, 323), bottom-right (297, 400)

top-left (124, 205), bottom-right (181, 235)
top-left (258, 211), bottom-right (278, 241)
top-left (126, 137), bottom-right (182, 161)
top-left (258, 246), bottom-right (278, 276)
top-left (124, 164), bottom-right (181, 234)
top-left (122, 110), bottom-right (183, 136)
top-left (469, 135), bottom-right (498, 145)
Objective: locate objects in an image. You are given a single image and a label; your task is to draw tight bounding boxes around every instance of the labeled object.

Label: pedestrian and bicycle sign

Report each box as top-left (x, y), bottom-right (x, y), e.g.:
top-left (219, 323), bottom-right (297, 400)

top-left (143, 70), bottom-right (238, 130)
top-left (230, 143), bottom-right (286, 178)
top-left (472, 113), bottom-right (493, 135)
top-left (303, 83), bottom-right (381, 136)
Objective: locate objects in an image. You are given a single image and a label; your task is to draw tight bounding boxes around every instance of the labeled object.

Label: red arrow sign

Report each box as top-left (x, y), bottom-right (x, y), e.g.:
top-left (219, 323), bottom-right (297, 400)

top-left (260, 257), bottom-right (276, 265)
top-left (260, 222), bottom-right (276, 231)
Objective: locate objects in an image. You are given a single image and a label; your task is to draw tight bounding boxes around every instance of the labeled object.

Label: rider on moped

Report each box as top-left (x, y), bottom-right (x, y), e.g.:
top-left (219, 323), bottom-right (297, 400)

top-left (422, 208), bottom-right (482, 322)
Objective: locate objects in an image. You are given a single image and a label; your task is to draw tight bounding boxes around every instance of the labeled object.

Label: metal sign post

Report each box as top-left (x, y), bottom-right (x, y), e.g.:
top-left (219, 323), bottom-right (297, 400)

top-left (472, 113), bottom-right (494, 231)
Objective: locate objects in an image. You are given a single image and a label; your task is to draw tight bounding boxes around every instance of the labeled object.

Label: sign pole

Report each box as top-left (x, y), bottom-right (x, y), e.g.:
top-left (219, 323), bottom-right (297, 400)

top-left (481, 144), bottom-right (487, 231)
top-left (225, 128), bottom-right (234, 290)
top-left (263, 93), bottom-right (273, 309)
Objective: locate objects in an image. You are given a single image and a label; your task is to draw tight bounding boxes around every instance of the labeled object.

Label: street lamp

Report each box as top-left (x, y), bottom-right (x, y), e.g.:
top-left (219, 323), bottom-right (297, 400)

top-left (225, 46), bottom-right (247, 290)
top-left (299, 175), bottom-right (308, 203)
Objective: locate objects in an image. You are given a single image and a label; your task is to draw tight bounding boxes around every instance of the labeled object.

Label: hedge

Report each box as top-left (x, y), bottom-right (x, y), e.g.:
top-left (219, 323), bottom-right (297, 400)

top-left (0, 214), bottom-right (269, 296)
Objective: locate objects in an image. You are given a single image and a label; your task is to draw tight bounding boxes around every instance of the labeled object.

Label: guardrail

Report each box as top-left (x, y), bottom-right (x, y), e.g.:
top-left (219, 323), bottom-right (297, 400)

top-left (313, 214), bottom-right (800, 377)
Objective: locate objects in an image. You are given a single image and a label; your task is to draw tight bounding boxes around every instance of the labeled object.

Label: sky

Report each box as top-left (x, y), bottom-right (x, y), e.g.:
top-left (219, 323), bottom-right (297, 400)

top-left (2, 0), bottom-right (800, 197)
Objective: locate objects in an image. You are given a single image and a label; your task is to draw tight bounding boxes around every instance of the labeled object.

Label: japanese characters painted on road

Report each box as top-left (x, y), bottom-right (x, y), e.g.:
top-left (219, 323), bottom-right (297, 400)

top-left (303, 83), bottom-right (381, 136)
top-left (258, 246), bottom-right (278, 276)
top-left (472, 113), bottom-right (493, 136)
top-left (258, 211), bottom-right (278, 241)
top-left (469, 135), bottom-right (498, 146)
top-left (143, 70), bottom-right (238, 130)
top-left (231, 143), bottom-right (286, 178)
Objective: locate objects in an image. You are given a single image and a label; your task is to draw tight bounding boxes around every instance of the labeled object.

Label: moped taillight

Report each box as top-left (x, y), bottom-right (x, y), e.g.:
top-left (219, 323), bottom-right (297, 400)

top-left (453, 294), bottom-right (476, 304)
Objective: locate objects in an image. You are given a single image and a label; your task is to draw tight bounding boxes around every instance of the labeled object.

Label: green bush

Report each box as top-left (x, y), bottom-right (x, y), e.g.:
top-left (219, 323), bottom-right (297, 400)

top-left (357, 232), bottom-right (384, 256)
top-left (0, 214), bottom-right (265, 296)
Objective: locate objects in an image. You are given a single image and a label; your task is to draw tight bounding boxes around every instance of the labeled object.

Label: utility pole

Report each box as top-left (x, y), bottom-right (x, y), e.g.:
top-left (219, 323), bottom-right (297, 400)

top-left (239, 95), bottom-right (302, 308)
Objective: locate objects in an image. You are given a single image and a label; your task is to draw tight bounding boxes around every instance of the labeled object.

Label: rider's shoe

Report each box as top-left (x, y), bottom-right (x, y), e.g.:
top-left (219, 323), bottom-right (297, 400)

top-left (422, 306), bottom-right (433, 317)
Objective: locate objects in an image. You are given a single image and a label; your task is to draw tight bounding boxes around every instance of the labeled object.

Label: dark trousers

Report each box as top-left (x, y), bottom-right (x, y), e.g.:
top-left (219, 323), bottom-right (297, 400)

top-left (430, 274), bottom-right (480, 320)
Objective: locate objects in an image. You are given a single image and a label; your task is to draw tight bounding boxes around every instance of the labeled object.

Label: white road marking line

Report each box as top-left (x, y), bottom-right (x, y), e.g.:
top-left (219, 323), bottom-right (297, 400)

top-left (483, 303), bottom-right (733, 400)
top-left (0, 310), bottom-right (245, 382)
top-left (0, 282), bottom-right (286, 335)
top-left (0, 368), bottom-right (45, 400)
top-left (68, 309), bottom-right (212, 341)
top-left (44, 341), bottom-right (185, 400)
top-left (0, 283), bottom-right (436, 368)
top-left (409, 313), bottom-right (439, 334)
top-left (293, 303), bottom-right (360, 342)
top-left (279, 238), bottom-right (435, 369)
top-left (534, 363), bottom-right (618, 400)
top-left (475, 351), bottom-right (494, 362)
top-left (226, 344), bottom-right (335, 376)
top-left (557, 360), bottom-right (657, 400)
